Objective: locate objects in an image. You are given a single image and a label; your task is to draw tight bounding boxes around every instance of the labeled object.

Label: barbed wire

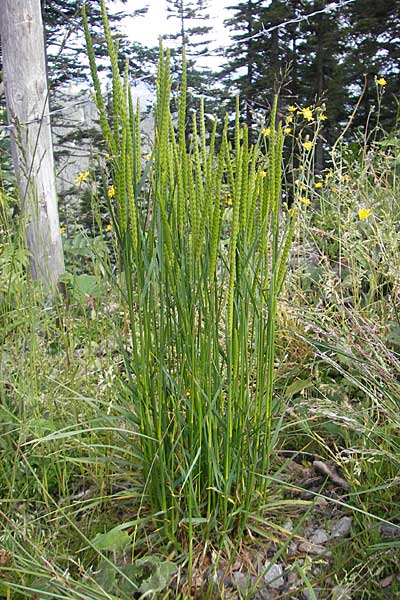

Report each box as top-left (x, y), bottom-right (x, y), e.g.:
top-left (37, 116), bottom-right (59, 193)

top-left (234, 0), bottom-right (355, 44)
top-left (0, 98), bottom-right (92, 132)
top-left (0, 74), bottom-right (152, 133)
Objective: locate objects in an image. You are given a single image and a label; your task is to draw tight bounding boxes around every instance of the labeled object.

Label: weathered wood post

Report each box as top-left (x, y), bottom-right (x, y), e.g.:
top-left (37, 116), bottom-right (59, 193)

top-left (0, 0), bottom-right (64, 291)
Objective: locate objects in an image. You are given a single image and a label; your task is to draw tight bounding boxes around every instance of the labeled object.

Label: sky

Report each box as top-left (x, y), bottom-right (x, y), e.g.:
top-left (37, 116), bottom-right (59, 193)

top-left (113, 0), bottom-right (232, 70)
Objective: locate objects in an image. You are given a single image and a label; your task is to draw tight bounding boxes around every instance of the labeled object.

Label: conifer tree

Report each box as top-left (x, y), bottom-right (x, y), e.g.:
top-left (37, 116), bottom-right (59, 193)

top-left (164, 0), bottom-right (216, 117)
top-left (342, 0), bottom-right (400, 132)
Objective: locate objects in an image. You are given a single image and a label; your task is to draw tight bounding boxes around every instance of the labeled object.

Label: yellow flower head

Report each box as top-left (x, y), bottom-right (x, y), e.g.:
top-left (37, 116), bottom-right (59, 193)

top-left (225, 196), bottom-right (233, 206)
top-left (300, 197), bottom-right (311, 206)
top-left (108, 185), bottom-right (115, 199)
top-left (301, 106), bottom-right (313, 122)
top-left (60, 226), bottom-right (66, 234)
top-left (288, 105), bottom-right (297, 113)
top-left (320, 114), bottom-right (328, 121)
top-left (259, 170), bottom-right (267, 178)
top-left (358, 208), bottom-right (371, 221)
top-left (262, 127), bottom-right (271, 137)
top-left (105, 153), bottom-right (111, 159)
top-left (284, 127), bottom-right (292, 135)
top-left (286, 115), bottom-right (294, 123)
top-left (303, 141), bottom-right (313, 151)
top-left (314, 182), bottom-right (323, 189)
top-left (75, 170), bottom-right (89, 186)
top-left (106, 224), bottom-right (113, 232)
top-left (377, 77), bottom-right (387, 86)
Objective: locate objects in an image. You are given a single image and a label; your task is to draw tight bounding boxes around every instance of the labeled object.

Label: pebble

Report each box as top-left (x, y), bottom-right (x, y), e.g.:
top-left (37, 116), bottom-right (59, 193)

top-left (298, 541), bottom-right (330, 556)
top-left (332, 584), bottom-right (352, 599)
top-left (288, 541), bottom-right (299, 556)
top-left (283, 518), bottom-right (294, 532)
top-left (378, 523), bottom-right (400, 539)
top-left (310, 528), bottom-right (329, 545)
top-left (263, 561), bottom-right (284, 589)
top-left (230, 571), bottom-right (253, 593)
top-left (332, 516), bottom-right (353, 538)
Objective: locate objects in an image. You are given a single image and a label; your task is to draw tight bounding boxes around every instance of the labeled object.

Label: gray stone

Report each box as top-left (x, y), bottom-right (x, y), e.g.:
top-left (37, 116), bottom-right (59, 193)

top-left (253, 588), bottom-right (275, 600)
top-left (302, 591), bottom-right (318, 600)
top-left (283, 518), bottom-right (294, 532)
top-left (310, 528), bottom-right (329, 545)
top-left (230, 571), bottom-right (253, 593)
top-left (298, 541), bottom-right (331, 556)
top-left (288, 541), bottom-right (299, 556)
top-left (332, 516), bottom-right (353, 538)
top-left (332, 584), bottom-right (352, 600)
top-left (378, 523), bottom-right (400, 539)
top-left (263, 561), bottom-right (284, 589)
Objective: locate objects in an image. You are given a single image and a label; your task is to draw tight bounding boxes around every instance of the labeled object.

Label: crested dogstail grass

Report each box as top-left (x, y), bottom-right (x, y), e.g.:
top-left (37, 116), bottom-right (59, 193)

top-left (82, 0), bottom-right (295, 550)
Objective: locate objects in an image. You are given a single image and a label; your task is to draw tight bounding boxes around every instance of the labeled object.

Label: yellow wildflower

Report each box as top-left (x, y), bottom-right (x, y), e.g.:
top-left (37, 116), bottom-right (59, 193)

top-left (294, 180), bottom-right (307, 190)
top-left (225, 196), bottom-right (233, 206)
top-left (301, 106), bottom-right (313, 122)
top-left (358, 208), bottom-right (371, 221)
top-left (303, 141), bottom-right (313, 151)
top-left (108, 185), bottom-right (115, 199)
top-left (284, 127), bottom-right (292, 135)
top-left (259, 170), bottom-right (267, 178)
top-left (286, 115), bottom-right (294, 123)
top-left (60, 226), bottom-right (66, 234)
top-left (105, 153), bottom-right (111, 159)
top-left (314, 182), bottom-right (323, 189)
top-left (300, 197), bottom-right (311, 206)
top-left (288, 105), bottom-right (297, 112)
top-left (377, 77), bottom-right (387, 86)
top-left (262, 127), bottom-right (271, 137)
top-left (75, 170), bottom-right (89, 186)
top-left (106, 224), bottom-right (113, 232)
top-left (320, 114), bottom-right (328, 121)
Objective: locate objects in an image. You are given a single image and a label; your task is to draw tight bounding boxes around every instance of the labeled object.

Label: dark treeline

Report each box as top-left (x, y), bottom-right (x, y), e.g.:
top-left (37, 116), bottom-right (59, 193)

top-left (220, 0), bottom-right (400, 140)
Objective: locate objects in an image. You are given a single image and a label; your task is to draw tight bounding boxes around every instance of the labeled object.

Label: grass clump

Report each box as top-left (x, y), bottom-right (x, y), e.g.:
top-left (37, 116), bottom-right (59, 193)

top-left (82, 0), bottom-right (296, 552)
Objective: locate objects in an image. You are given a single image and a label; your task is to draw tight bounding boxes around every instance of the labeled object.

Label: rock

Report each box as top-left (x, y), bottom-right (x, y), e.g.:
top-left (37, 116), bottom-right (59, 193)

top-left (287, 570), bottom-right (299, 587)
top-left (302, 590), bottom-right (319, 600)
top-left (253, 588), bottom-right (275, 600)
top-left (229, 571), bottom-right (253, 593)
top-left (298, 541), bottom-right (330, 556)
top-left (379, 575), bottom-right (393, 588)
top-left (264, 561), bottom-right (284, 589)
top-left (332, 516), bottom-right (353, 538)
top-left (283, 518), bottom-right (294, 532)
top-left (378, 523), bottom-right (400, 539)
top-left (332, 584), bottom-right (352, 599)
top-left (310, 528), bottom-right (329, 545)
top-left (288, 541), bottom-right (299, 556)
